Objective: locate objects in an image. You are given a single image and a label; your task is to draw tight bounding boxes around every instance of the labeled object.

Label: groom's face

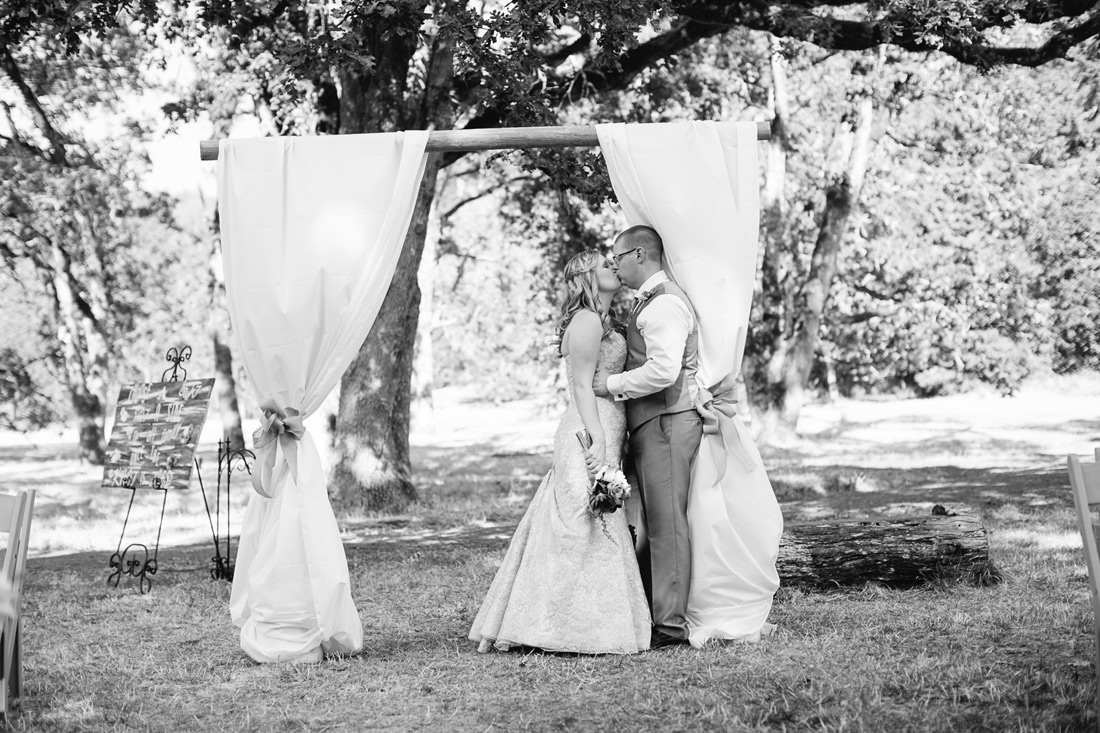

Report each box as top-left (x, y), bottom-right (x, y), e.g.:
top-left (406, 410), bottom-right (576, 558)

top-left (611, 236), bottom-right (641, 289)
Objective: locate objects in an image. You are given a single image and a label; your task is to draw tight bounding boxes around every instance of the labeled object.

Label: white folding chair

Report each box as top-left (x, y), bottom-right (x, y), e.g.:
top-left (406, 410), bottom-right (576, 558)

top-left (0, 489), bottom-right (34, 720)
top-left (1068, 450), bottom-right (1100, 731)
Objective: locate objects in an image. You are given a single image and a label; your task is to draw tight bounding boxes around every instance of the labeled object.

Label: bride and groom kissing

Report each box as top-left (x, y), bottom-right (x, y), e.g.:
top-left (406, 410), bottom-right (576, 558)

top-left (469, 224), bottom-right (775, 654)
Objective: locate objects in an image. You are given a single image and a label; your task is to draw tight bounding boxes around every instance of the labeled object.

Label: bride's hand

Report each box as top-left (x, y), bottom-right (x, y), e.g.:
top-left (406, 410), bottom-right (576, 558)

top-left (584, 438), bottom-right (607, 476)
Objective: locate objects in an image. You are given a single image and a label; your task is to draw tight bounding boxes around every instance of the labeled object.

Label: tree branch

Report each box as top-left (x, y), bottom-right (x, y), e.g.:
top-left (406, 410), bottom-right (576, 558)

top-left (883, 130), bottom-right (921, 148)
top-left (440, 174), bottom-right (541, 219)
top-left (0, 41), bottom-right (67, 165)
top-left (582, 19), bottom-right (728, 93)
top-left (679, 0), bottom-right (1100, 68)
top-left (951, 10), bottom-right (1100, 67)
top-left (0, 221), bottom-right (52, 273)
top-left (223, 0), bottom-right (292, 49)
top-left (444, 0), bottom-right (1099, 170)
top-left (834, 308), bottom-right (898, 324)
top-left (998, 0), bottom-right (1096, 26)
top-left (446, 17), bottom-right (728, 166)
top-left (543, 32), bottom-right (592, 65)
top-left (851, 281), bottom-right (903, 302)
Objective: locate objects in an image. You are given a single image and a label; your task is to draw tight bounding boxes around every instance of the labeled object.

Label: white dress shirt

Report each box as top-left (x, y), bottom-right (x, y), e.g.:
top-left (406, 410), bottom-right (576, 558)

top-left (607, 271), bottom-right (696, 401)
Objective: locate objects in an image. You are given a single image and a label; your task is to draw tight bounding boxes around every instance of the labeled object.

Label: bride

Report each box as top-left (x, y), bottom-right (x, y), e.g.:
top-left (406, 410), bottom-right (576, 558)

top-left (468, 250), bottom-right (651, 655)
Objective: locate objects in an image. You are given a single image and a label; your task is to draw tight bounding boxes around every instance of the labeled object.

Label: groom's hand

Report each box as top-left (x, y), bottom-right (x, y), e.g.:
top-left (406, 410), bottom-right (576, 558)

top-left (695, 401), bottom-right (717, 423)
top-left (593, 371), bottom-right (610, 397)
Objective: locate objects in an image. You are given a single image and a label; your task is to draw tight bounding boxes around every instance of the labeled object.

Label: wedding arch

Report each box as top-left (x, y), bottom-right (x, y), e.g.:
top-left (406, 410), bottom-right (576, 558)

top-left (204, 121), bottom-right (783, 662)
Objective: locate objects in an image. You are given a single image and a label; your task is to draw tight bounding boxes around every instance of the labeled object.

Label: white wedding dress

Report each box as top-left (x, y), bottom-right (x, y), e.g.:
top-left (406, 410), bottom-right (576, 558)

top-left (468, 332), bottom-right (651, 655)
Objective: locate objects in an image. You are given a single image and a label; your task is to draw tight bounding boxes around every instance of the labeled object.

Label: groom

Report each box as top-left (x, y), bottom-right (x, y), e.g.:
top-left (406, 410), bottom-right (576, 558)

top-left (594, 224), bottom-right (703, 649)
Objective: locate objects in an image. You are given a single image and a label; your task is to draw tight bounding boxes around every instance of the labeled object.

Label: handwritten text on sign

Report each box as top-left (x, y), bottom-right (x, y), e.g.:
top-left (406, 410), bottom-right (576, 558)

top-left (101, 379), bottom-right (214, 490)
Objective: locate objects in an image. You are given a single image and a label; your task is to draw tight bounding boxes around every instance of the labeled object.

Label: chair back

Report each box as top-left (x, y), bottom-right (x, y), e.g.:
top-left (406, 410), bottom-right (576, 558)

top-left (15, 492), bottom-right (32, 587)
top-left (10, 491), bottom-right (33, 602)
top-left (0, 489), bottom-right (33, 718)
top-left (1068, 451), bottom-right (1100, 732)
top-left (0, 493), bottom-right (28, 590)
top-left (1069, 451), bottom-right (1100, 591)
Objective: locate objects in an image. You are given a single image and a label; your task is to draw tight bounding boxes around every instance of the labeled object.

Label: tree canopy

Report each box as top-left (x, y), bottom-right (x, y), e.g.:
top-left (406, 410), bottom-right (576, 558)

top-left (2, 0), bottom-right (1098, 496)
top-left (0, 0), bottom-right (198, 458)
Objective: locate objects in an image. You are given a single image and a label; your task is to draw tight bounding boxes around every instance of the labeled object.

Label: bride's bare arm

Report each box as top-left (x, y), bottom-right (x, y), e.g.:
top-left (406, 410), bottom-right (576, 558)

top-left (564, 310), bottom-right (606, 470)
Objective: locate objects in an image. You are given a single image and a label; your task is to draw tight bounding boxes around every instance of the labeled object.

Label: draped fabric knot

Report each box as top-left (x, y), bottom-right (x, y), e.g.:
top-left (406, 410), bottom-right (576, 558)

top-left (251, 401), bottom-right (306, 498)
top-left (695, 373), bottom-right (757, 486)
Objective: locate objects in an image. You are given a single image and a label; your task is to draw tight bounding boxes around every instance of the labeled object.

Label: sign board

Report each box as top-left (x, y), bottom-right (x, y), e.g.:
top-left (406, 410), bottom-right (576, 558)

top-left (101, 379), bottom-right (215, 490)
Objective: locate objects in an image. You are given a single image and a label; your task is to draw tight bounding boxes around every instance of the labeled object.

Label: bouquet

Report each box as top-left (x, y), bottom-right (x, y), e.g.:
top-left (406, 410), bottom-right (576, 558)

top-left (576, 430), bottom-right (633, 537)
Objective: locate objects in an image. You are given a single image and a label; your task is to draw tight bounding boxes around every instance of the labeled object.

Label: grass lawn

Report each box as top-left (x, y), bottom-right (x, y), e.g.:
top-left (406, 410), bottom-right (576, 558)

top-left (2, 374), bottom-right (1099, 731)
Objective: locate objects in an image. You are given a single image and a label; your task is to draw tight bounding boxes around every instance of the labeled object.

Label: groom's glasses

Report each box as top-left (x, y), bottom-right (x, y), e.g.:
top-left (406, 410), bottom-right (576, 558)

top-left (611, 247), bottom-right (641, 265)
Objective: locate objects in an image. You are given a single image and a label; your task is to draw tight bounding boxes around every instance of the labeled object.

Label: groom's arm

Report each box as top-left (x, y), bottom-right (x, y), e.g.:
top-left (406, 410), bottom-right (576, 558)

top-left (604, 296), bottom-right (693, 400)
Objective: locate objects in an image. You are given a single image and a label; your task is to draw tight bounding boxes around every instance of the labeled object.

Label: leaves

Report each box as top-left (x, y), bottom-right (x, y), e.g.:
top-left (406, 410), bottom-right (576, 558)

top-left (827, 48), bottom-right (1100, 394)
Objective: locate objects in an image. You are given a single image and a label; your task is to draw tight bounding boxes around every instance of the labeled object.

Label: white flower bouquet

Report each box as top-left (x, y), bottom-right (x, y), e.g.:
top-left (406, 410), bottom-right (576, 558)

top-left (576, 430), bottom-right (632, 537)
top-left (586, 463), bottom-right (632, 516)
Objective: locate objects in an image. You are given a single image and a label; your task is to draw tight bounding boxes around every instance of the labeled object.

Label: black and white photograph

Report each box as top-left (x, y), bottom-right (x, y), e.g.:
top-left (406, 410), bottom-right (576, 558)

top-left (1, 0), bottom-right (1099, 730)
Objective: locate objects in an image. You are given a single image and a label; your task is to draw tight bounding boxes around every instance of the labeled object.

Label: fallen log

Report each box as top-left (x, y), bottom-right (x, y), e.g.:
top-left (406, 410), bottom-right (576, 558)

top-left (778, 504), bottom-right (1001, 590)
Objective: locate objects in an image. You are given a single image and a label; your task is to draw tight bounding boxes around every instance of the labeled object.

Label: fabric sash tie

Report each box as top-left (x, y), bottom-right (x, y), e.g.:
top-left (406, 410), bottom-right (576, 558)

top-left (251, 401), bottom-right (306, 498)
top-left (697, 373), bottom-right (757, 485)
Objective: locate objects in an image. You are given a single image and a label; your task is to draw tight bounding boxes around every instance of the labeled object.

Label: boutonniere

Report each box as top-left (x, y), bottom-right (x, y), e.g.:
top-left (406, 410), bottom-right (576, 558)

top-left (632, 290), bottom-right (655, 311)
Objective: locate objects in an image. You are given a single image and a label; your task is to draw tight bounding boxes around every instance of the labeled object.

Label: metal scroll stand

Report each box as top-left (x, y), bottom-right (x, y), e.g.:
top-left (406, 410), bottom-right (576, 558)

top-left (107, 346), bottom-right (192, 595)
top-left (106, 475), bottom-right (168, 595)
top-left (194, 440), bottom-right (252, 582)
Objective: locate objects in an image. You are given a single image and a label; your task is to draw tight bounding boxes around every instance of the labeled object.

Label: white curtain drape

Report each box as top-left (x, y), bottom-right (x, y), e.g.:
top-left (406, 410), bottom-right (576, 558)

top-left (597, 121), bottom-right (783, 647)
top-left (217, 132), bottom-right (429, 663)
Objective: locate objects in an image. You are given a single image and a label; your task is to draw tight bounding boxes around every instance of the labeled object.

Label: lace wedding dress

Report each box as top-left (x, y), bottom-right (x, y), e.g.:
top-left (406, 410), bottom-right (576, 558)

top-left (469, 331), bottom-right (651, 654)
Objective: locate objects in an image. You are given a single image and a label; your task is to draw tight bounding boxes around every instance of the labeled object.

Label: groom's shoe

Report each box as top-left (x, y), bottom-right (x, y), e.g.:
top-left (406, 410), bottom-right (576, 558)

top-left (649, 630), bottom-right (688, 650)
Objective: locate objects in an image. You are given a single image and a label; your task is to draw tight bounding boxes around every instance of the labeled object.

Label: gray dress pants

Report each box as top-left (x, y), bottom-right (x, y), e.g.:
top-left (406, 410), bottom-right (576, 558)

top-left (629, 410), bottom-right (703, 639)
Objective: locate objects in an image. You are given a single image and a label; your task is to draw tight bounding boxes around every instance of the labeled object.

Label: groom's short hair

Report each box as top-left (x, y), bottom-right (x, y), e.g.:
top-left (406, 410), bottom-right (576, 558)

top-left (619, 225), bottom-right (664, 262)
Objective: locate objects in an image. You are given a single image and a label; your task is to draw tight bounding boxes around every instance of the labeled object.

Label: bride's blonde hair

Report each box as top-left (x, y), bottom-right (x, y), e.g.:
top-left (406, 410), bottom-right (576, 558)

top-left (553, 250), bottom-right (615, 357)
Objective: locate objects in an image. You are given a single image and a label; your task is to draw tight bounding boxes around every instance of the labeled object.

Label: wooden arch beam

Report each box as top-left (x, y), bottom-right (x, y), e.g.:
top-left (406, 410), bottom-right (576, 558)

top-left (198, 121), bottom-right (772, 160)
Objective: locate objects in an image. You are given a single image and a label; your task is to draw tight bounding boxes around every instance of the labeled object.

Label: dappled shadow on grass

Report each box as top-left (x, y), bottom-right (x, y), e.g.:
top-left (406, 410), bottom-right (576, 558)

top-left (344, 522), bottom-right (513, 554)
top-left (27, 541), bottom-right (232, 590)
top-left (801, 414), bottom-right (1100, 435)
top-left (8, 437), bottom-right (216, 465)
top-left (1056, 417), bottom-right (1100, 440)
top-left (414, 441), bottom-right (550, 495)
top-left (6, 387), bottom-right (1100, 730)
top-left (762, 414), bottom-right (1100, 470)
top-left (771, 464), bottom-right (1069, 516)
top-left (0, 440), bottom-right (251, 560)
top-left (0, 443), bottom-right (83, 462)
top-left (412, 435), bottom-right (1075, 537)
top-left (20, 456), bottom-right (1075, 575)
top-left (13, 494), bottom-right (1096, 732)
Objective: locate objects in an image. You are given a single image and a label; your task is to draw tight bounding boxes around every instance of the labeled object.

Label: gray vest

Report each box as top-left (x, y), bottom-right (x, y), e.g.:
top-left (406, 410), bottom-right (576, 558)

top-left (624, 281), bottom-right (699, 431)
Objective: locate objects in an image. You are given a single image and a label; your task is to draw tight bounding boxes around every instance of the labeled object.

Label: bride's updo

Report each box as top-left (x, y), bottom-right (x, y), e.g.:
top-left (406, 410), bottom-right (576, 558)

top-left (553, 250), bottom-right (615, 357)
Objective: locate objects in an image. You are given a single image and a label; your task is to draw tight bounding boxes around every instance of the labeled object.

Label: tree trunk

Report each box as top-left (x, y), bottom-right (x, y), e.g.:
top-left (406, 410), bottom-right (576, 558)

top-left (745, 37), bottom-right (794, 443)
top-left (329, 160), bottom-right (442, 513)
top-left (411, 196), bottom-right (440, 431)
top-left (212, 328), bottom-right (245, 448)
top-left (770, 94), bottom-right (875, 429)
top-left (208, 208), bottom-right (246, 450)
top-left (822, 348), bottom-right (840, 402)
top-left (45, 239), bottom-right (107, 463)
top-left (329, 29), bottom-right (454, 513)
top-left (778, 505), bottom-right (1001, 589)
top-left (207, 110), bottom-right (246, 451)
